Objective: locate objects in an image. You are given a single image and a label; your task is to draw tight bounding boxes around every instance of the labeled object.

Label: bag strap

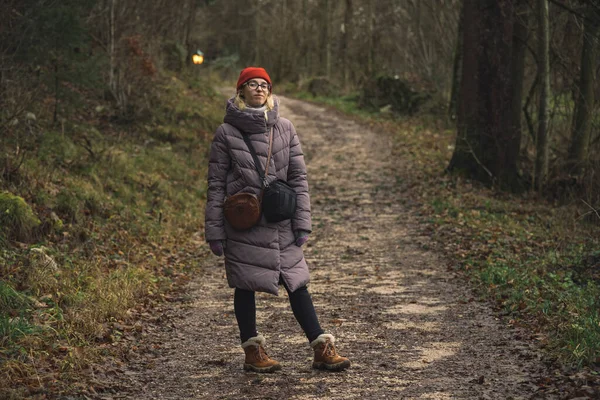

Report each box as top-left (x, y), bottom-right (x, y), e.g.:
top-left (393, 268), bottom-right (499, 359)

top-left (242, 127), bottom-right (274, 190)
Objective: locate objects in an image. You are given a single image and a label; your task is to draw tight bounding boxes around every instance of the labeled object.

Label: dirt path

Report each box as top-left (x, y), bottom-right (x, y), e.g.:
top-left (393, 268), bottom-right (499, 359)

top-left (102, 96), bottom-right (552, 399)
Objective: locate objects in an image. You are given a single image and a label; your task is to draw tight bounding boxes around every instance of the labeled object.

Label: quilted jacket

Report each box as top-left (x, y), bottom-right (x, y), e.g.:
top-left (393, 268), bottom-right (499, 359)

top-left (204, 97), bottom-right (312, 295)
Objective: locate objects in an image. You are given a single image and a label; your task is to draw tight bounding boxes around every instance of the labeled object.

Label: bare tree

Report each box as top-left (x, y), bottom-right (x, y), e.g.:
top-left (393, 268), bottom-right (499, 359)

top-left (339, 0), bottom-right (353, 89)
top-left (568, 4), bottom-right (600, 174)
top-left (448, 2), bottom-right (464, 121)
top-left (509, 1), bottom-right (529, 182)
top-left (535, 0), bottom-right (551, 191)
top-left (108, 0), bottom-right (116, 97)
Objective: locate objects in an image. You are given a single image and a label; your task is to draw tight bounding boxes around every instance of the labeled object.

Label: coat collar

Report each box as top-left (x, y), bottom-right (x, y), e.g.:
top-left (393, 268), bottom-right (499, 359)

top-left (223, 96), bottom-right (280, 134)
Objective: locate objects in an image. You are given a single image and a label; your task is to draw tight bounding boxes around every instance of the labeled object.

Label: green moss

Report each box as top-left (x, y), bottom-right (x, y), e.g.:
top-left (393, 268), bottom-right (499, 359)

top-left (0, 192), bottom-right (41, 241)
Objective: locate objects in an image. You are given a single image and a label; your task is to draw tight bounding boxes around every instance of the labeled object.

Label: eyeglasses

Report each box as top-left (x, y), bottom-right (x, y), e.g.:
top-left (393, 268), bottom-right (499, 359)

top-left (245, 81), bottom-right (271, 91)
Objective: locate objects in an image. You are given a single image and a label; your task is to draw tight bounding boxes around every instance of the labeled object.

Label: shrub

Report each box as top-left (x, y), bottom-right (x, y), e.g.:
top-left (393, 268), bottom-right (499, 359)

top-left (307, 77), bottom-right (338, 97)
top-left (359, 75), bottom-right (433, 116)
top-left (161, 41), bottom-right (187, 72)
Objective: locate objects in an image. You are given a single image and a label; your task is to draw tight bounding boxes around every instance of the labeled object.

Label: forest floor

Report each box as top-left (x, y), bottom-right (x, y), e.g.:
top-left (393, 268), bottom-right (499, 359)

top-left (97, 96), bottom-right (575, 399)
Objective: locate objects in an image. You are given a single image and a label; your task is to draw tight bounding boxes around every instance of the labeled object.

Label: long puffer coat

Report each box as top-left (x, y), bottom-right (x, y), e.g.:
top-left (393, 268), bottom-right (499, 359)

top-left (204, 97), bottom-right (312, 295)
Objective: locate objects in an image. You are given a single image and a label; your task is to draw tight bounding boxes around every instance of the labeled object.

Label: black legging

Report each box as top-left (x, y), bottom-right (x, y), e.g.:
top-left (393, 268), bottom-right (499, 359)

top-left (234, 282), bottom-right (324, 344)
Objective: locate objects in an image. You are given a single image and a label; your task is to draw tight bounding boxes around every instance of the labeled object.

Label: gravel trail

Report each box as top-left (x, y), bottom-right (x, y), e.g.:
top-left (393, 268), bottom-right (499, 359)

top-left (103, 96), bottom-right (551, 400)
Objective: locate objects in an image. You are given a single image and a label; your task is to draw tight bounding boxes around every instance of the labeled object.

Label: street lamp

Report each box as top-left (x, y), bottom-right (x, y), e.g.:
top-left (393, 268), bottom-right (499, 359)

top-left (192, 50), bottom-right (204, 65)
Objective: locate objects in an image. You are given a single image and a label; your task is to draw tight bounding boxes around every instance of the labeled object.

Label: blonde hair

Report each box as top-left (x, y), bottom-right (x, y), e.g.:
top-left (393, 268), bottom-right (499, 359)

top-left (234, 91), bottom-right (275, 111)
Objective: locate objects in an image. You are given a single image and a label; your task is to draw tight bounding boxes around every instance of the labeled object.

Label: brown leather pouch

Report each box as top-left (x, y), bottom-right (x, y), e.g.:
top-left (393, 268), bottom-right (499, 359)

top-left (223, 192), bottom-right (261, 230)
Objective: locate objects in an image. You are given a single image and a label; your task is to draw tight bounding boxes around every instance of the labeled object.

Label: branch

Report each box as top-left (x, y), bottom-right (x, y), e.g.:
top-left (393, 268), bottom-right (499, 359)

top-left (523, 72), bottom-right (539, 142)
top-left (80, 135), bottom-right (96, 160)
top-left (524, 107), bottom-right (536, 143)
top-left (88, 32), bottom-right (109, 53)
top-left (590, 128), bottom-right (600, 146)
top-left (548, 0), bottom-right (585, 20)
top-left (0, 105), bottom-right (28, 133)
top-left (463, 138), bottom-right (494, 180)
top-left (576, 199), bottom-right (600, 221)
top-left (2, 149), bottom-right (27, 178)
top-left (548, 0), bottom-right (600, 25)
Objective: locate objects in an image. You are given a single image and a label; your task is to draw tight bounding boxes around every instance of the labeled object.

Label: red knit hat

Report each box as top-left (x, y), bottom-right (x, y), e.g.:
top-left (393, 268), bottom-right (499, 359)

top-left (236, 67), bottom-right (272, 91)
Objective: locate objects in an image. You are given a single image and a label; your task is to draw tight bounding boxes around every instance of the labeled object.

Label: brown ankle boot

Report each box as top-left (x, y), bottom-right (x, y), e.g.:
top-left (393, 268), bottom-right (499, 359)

top-left (241, 335), bottom-right (281, 373)
top-left (310, 334), bottom-right (351, 371)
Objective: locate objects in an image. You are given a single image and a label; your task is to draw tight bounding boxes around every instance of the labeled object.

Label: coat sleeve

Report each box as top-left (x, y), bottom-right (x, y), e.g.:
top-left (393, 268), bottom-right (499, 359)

top-left (205, 125), bottom-right (230, 242)
top-left (287, 123), bottom-right (312, 233)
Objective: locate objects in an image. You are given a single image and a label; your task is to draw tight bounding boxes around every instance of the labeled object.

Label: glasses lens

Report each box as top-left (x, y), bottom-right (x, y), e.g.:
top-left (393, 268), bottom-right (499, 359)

top-left (247, 82), bottom-right (269, 91)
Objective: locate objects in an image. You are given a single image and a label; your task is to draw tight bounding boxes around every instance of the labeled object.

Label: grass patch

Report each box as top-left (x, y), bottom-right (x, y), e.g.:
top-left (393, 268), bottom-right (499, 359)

top-left (418, 180), bottom-right (600, 367)
top-left (293, 91), bottom-right (373, 118)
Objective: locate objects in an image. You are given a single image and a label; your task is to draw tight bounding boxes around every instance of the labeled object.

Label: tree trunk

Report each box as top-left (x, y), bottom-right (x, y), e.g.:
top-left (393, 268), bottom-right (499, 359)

top-left (535, 0), bottom-right (550, 191)
top-left (253, 0), bottom-right (260, 65)
top-left (326, 0), bottom-right (331, 78)
top-left (109, 0), bottom-right (116, 96)
top-left (448, 2), bottom-right (464, 121)
top-left (340, 0), bottom-right (352, 89)
top-left (302, 0), bottom-right (311, 76)
top-left (184, 0), bottom-right (198, 67)
top-left (53, 59), bottom-right (59, 124)
top-left (320, 0), bottom-right (331, 77)
top-left (276, 0), bottom-right (287, 79)
top-left (367, 0), bottom-right (374, 77)
top-left (447, 0), bottom-right (521, 189)
top-left (0, 68), bottom-right (4, 126)
top-left (448, 0), bottom-right (483, 180)
top-left (568, 6), bottom-right (600, 174)
top-left (509, 2), bottom-right (528, 184)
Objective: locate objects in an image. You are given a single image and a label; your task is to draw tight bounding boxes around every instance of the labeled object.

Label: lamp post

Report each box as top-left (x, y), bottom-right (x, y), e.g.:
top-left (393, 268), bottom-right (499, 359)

top-left (192, 50), bottom-right (204, 65)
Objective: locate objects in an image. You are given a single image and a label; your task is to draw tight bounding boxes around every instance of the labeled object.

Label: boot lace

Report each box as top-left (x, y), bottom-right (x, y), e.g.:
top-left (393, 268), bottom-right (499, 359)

top-left (256, 345), bottom-right (269, 361)
top-left (321, 341), bottom-right (337, 358)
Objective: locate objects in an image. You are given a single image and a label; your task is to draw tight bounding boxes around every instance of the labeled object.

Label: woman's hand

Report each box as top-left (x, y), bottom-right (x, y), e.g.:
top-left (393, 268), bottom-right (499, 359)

top-left (209, 241), bottom-right (225, 256)
top-left (295, 231), bottom-right (310, 247)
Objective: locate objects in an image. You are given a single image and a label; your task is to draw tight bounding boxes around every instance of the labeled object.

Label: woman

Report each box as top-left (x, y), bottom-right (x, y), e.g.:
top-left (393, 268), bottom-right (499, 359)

top-left (204, 67), bottom-right (350, 373)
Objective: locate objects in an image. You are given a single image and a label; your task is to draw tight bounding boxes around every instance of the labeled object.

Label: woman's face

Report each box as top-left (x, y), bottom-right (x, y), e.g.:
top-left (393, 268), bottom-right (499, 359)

top-left (241, 78), bottom-right (270, 107)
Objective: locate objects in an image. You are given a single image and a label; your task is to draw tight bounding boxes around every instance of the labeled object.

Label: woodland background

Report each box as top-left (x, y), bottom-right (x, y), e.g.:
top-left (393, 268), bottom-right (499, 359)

top-left (1, 0), bottom-right (599, 397)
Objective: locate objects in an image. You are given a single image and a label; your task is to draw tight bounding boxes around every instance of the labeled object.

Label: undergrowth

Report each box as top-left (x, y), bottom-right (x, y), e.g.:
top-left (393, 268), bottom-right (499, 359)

top-left (0, 70), bottom-right (222, 397)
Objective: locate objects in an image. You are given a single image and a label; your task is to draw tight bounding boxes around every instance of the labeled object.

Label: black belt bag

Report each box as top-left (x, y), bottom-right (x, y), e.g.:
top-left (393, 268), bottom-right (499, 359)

top-left (242, 129), bottom-right (297, 224)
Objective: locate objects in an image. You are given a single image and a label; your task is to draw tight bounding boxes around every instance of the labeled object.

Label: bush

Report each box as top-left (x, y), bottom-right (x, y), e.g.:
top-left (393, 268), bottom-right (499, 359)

top-left (161, 41), bottom-right (187, 72)
top-left (359, 75), bottom-right (433, 116)
top-left (0, 192), bottom-right (40, 242)
top-left (307, 77), bottom-right (338, 97)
